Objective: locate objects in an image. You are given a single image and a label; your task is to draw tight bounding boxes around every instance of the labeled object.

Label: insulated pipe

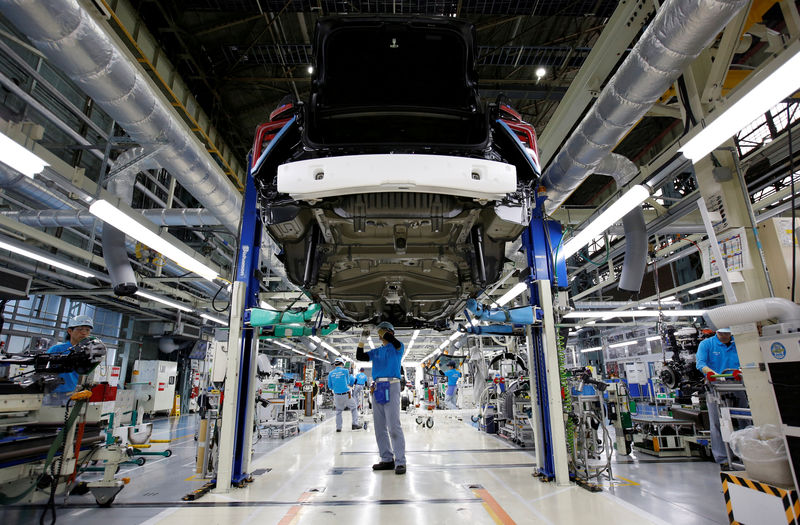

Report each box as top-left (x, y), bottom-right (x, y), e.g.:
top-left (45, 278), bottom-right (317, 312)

top-left (1, 208), bottom-right (222, 228)
top-left (592, 154), bottom-right (647, 293)
top-left (541, 0), bottom-right (748, 211)
top-left (703, 298), bottom-right (800, 329)
top-left (0, 0), bottom-right (243, 233)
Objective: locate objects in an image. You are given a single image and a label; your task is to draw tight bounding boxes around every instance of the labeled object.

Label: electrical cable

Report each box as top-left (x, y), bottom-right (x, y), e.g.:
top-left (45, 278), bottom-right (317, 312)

top-left (211, 283), bottom-right (229, 313)
top-left (787, 102), bottom-right (797, 303)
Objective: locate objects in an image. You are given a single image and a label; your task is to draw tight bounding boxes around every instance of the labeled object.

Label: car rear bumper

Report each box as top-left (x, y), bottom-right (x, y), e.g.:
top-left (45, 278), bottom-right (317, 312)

top-left (276, 154), bottom-right (517, 201)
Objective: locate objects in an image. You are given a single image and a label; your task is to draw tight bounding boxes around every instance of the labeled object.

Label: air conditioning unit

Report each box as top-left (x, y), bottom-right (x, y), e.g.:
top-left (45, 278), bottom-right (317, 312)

top-left (0, 267), bottom-right (31, 300)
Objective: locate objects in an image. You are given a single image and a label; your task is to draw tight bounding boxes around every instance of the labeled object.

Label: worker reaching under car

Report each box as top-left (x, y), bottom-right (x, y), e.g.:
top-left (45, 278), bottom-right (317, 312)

top-left (356, 322), bottom-right (407, 475)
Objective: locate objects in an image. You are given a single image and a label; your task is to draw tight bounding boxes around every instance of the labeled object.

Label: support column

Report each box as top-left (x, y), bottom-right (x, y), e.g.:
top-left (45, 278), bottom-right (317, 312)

top-left (693, 151), bottom-right (780, 427)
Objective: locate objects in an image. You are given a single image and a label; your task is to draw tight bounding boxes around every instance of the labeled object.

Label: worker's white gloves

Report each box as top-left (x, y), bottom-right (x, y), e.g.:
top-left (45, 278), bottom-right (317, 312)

top-left (359, 328), bottom-right (370, 345)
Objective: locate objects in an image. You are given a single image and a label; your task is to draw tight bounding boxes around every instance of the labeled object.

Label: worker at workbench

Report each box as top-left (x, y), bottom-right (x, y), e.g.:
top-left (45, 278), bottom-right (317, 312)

top-left (696, 327), bottom-right (747, 468)
top-left (356, 321), bottom-right (406, 475)
top-left (46, 315), bottom-right (94, 395)
top-left (327, 357), bottom-right (360, 432)
top-left (353, 367), bottom-right (368, 410)
top-left (443, 361), bottom-right (462, 410)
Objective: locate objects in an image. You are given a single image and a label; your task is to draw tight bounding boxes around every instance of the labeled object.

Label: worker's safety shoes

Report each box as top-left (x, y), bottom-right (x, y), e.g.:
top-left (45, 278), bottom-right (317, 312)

top-left (395, 465), bottom-right (406, 475)
top-left (351, 425), bottom-right (360, 430)
top-left (372, 461), bottom-right (394, 471)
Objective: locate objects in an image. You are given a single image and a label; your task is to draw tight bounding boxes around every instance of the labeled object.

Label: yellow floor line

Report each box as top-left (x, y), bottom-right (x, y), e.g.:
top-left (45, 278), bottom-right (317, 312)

top-left (472, 487), bottom-right (517, 525)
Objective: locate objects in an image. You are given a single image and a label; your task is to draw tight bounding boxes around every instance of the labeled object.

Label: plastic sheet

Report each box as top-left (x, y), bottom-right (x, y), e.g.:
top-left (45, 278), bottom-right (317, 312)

top-left (730, 424), bottom-right (793, 487)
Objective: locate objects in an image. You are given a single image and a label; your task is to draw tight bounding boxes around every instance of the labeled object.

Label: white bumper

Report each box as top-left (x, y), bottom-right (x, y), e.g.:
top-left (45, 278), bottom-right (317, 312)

top-left (276, 154), bottom-right (517, 201)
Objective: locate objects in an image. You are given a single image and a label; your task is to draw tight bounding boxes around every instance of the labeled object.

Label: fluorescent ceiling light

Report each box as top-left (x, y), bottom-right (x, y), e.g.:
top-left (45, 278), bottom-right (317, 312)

top-left (259, 300), bottom-right (277, 310)
top-left (660, 295), bottom-right (676, 302)
top-left (564, 309), bottom-right (706, 318)
top-left (368, 337), bottom-right (375, 349)
top-left (274, 341), bottom-right (293, 350)
top-left (135, 290), bottom-right (193, 312)
top-left (89, 199), bottom-right (218, 282)
top-left (0, 131), bottom-right (49, 178)
top-left (581, 346), bottom-right (603, 353)
top-left (0, 239), bottom-right (94, 278)
top-left (200, 313), bottom-right (228, 326)
top-left (448, 332), bottom-right (462, 342)
top-left (646, 336), bottom-right (661, 342)
top-left (679, 41), bottom-right (800, 162)
top-left (562, 185), bottom-right (650, 259)
top-left (609, 341), bottom-right (638, 348)
top-left (495, 282), bottom-right (528, 307)
top-left (412, 330), bottom-right (420, 340)
top-left (688, 281), bottom-right (722, 295)
top-left (309, 335), bottom-right (321, 343)
top-left (404, 361), bottom-right (421, 367)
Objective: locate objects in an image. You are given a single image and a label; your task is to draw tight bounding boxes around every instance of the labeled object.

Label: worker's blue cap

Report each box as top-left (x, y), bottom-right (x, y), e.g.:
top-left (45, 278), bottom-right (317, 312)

top-left (359, 368), bottom-right (365, 372)
top-left (376, 321), bottom-right (395, 333)
top-left (67, 315), bottom-right (94, 329)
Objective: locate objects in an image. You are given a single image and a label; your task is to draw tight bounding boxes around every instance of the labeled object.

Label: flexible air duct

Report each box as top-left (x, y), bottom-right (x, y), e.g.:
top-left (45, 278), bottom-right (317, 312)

top-left (1, 208), bottom-right (221, 228)
top-left (592, 154), bottom-right (647, 293)
top-left (704, 298), bottom-right (800, 329)
top-left (541, 0), bottom-right (748, 211)
top-left (0, 0), bottom-right (242, 233)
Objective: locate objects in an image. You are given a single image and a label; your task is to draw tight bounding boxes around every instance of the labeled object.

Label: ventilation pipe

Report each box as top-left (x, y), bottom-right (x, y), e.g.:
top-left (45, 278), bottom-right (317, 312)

top-left (2, 208), bottom-right (221, 228)
top-left (0, 0), bottom-right (243, 233)
top-left (541, 0), bottom-right (748, 211)
top-left (704, 298), bottom-right (800, 331)
top-left (592, 154), bottom-right (647, 293)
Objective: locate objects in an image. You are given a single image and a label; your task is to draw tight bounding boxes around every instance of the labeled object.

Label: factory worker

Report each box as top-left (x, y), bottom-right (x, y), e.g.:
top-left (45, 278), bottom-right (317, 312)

top-left (356, 321), bottom-right (406, 475)
top-left (354, 367), bottom-right (368, 410)
top-left (46, 315), bottom-right (94, 393)
top-left (443, 361), bottom-right (462, 409)
top-left (696, 327), bottom-right (747, 468)
top-left (327, 357), bottom-right (360, 432)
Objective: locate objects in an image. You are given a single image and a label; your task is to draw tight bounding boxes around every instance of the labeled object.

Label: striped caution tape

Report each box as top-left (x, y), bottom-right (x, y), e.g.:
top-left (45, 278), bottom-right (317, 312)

top-left (720, 472), bottom-right (798, 525)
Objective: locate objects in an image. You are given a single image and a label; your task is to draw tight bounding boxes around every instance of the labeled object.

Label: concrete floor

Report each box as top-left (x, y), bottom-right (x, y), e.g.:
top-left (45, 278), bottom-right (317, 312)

top-left (1, 411), bottom-right (730, 524)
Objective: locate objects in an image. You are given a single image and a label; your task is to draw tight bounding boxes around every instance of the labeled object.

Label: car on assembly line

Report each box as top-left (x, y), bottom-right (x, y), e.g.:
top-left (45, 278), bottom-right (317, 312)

top-left (251, 16), bottom-right (541, 330)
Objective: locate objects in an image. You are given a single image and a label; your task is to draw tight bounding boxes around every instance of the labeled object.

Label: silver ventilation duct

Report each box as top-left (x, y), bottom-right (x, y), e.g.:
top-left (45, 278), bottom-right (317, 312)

top-left (592, 154), bottom-right (647, 293)
top-left (541, 0), bottom-right (748, 211)
top-left (1, 208), bottom-right (222, 228)
top-left (0, 0), bottom-right (243, 233)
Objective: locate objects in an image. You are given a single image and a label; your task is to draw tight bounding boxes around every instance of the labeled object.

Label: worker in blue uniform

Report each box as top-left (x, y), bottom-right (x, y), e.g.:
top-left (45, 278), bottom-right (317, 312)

top-left (353, 367), bottom-right (368, 411)
top-left (46, 315), bottom-right (94, 394)
top-left (443, 361), bottom-right (462, 410)
top-left (327, 357), bottom-right (359, 432)
top-left (696, 327), bottom-right (747, 467)
top-left (356, 321), bottom-right (406, 475)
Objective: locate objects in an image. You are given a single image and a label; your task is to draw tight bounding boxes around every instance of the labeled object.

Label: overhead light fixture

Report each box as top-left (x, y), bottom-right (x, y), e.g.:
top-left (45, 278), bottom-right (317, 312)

top-left (562, 185), bottom-right (650, 259)
top-left (535, 67), bottom-right (546, 79)
top-left (200, 313), bottom-right (228, 326)
top-left (646, 336), bottom-right (661, 342)
top-left (495, 282), bottom-right (528, 307)
top-left (0, 130), bottom-right (49, 178)
top-left (307, 65), bottom-right (314, 74)
top-left (688, 281), bottom-right (723, 295)
top-left (368, 337), bottom-right (375, 349)
top-left (0, 238), bottom-right (94, 278)
top-left (448, 332), bottom-right (462, 342)
top-left (274, 341), bottom-right (293, 350)
top-left (564, 309), bottom-right (706, 319)
top-left (609, 341), bottom-right (638, 348)
top-left (679, 40), bottom-right (800, 162)
top-left (660, 295), bottom-right (676, 302)
top-left (402, 329), bottom-right (421, 361)
top-left (89, 199), bottom-right (218, 282)
top-left (135, 290), bottom-right (193, 312)
top-left (259, 300), bottom-right (277, 310)
top-left (581, 346), bottom-right (603, 353)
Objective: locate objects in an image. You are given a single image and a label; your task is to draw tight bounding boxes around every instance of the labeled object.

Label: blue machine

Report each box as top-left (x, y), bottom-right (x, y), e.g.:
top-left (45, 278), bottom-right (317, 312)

top-left (520, 193), bottom-right (567, 481)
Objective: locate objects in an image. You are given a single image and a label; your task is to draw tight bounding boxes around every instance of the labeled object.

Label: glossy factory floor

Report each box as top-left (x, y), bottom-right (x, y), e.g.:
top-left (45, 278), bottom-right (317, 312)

top-left (2, 412), bottom-right (730, 524)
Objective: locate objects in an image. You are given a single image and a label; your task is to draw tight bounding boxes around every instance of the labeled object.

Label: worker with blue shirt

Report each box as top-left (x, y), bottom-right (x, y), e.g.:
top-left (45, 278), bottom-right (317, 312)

top-left (443, 361), bottom-right (462, 409)
top-left (696, 327), bottom-right (747, 468)
top-left (46, 315), bottom-right (94, 394)
top-left (356, 321), bottom-right (406, 475)
top-left (353, 367), bottom-right (368, 410)
top-left (327, 357), bottom-right (360, 432)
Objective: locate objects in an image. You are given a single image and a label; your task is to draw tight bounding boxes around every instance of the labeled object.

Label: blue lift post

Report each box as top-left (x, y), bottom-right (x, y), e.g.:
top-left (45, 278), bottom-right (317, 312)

top-left (521, 193), bottom-right (568, 481)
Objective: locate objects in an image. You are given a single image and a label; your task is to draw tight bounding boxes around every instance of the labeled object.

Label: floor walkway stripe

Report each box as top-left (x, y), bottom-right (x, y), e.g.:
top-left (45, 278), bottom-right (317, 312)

top-left (277, 491), bottom-right (313, 525)
top-left (473, 487), bottom-right (517, 525)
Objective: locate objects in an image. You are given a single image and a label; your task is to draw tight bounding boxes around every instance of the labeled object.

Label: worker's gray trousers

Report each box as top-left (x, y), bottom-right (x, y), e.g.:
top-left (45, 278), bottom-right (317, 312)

top-left (353, 385), bottom-right (364, 409)
top-left (373, 382), bottom-right (406, 466)
top-left (445, 386), bottom-right (458, 410)
top-left (707, 390), bottom-right (748, 464)
top-left (334, 392), bottom-right (359, 430)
